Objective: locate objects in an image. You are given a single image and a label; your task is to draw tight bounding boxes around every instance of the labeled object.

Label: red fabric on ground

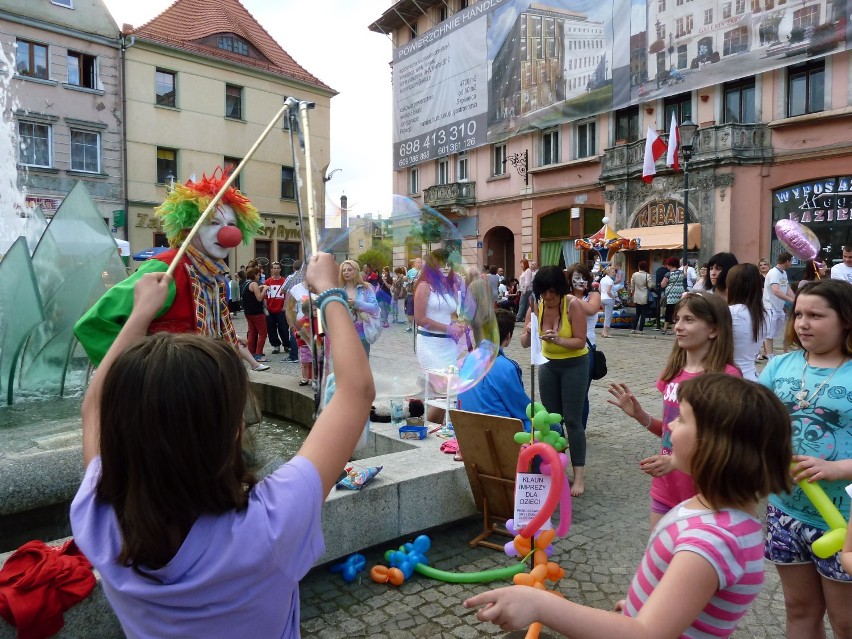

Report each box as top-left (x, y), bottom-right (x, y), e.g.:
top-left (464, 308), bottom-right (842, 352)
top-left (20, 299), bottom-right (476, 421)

top-left (0, 539), bottom-right (95, 639)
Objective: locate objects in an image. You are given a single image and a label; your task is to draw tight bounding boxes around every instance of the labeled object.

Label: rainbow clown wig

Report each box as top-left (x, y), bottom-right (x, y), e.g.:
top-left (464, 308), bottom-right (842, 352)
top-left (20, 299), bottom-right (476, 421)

top-left (154, 168), bottom-right (264, 247)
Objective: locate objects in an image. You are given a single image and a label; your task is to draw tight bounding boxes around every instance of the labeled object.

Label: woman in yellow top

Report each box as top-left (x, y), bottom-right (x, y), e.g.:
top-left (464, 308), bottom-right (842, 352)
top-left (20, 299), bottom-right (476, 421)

top-left (520, 265), bottom-right (590, 496)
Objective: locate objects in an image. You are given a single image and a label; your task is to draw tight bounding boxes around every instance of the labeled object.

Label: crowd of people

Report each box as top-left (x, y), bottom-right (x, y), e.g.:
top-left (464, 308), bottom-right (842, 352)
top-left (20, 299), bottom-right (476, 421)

top-left (71, 184), bottom-right (852, 638)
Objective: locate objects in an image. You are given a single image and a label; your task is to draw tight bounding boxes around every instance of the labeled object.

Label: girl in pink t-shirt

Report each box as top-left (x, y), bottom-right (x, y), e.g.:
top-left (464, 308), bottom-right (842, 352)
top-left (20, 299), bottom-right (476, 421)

top-left (465, 374), bottom-right (792, 638)
top-left (607, 292), bottom-right (741, 529)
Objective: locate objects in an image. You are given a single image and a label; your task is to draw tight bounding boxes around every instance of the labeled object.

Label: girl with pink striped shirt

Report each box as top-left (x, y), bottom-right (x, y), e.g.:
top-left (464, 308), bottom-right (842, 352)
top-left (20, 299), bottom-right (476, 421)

top-left (465, 374), bottom-right (792, 638)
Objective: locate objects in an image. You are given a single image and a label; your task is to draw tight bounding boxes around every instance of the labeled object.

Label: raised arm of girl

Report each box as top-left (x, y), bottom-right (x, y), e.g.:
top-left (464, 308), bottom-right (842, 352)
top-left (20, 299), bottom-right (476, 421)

top-left (606, 382), bottom-right (663, 437)
top-left (295, 253), bottom-right (375, 497)
top-left (81, 272), bottom-right (172, 468)
top-left (464, 559), bottom-right (719, 639)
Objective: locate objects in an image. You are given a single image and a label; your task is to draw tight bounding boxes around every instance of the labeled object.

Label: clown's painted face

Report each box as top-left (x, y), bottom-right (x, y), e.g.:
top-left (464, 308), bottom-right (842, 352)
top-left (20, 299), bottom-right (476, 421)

top-left (571, 272), bottom-right (588, 290)
top-left (191, 203), bottom-right (239, 260)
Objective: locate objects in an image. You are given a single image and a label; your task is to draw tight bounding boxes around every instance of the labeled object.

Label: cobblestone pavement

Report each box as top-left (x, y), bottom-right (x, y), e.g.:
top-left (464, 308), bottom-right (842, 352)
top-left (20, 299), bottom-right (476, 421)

top-left (233, 315), bottom-right (827, 638)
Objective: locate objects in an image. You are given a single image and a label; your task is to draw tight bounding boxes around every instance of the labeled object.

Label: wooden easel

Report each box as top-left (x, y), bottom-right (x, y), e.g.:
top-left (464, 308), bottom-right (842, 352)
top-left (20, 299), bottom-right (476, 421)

top-left (450, 409), bottom-right (523, 551)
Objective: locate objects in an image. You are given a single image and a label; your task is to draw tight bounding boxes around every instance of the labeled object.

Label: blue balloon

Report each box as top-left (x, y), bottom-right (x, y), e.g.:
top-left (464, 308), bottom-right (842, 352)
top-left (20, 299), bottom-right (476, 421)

top-left (329, 553), bottom-right (366, 583)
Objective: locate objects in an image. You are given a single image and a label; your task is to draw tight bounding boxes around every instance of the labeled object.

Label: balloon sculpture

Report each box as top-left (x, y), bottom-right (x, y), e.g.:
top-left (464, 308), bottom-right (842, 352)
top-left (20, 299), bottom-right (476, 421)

top-left (368, 402), bottom-right (573, 639)
top-left (369, 535), bottom-right (526, 585)
top-left (796, 475), bottom-right (849, 559)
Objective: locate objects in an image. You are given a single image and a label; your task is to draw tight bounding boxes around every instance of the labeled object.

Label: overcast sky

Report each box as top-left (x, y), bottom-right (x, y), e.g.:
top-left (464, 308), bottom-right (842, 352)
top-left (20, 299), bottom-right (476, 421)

top-left (102, 0), bottom-right (394, 218)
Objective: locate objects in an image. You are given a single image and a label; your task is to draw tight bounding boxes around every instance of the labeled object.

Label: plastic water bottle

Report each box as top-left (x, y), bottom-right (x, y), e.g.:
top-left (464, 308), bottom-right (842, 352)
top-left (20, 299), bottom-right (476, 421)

top-left (390, 399), bottom-right (405, 427)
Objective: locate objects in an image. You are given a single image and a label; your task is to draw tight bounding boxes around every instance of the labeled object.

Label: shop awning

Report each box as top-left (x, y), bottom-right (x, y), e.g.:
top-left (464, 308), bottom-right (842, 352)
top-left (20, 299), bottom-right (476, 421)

top-left (616, 224), bottom-right (701, 251)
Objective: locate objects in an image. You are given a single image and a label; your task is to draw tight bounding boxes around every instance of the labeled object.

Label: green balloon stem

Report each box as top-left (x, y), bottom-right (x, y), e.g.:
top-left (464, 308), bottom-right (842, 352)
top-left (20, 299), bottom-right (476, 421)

top-left (414, 561), bottom-right (526, 584)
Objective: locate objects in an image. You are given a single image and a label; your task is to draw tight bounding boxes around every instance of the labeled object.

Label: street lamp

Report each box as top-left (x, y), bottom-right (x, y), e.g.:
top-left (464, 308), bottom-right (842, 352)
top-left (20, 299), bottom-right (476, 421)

top-left (679, 119), bottom-right (698, 270)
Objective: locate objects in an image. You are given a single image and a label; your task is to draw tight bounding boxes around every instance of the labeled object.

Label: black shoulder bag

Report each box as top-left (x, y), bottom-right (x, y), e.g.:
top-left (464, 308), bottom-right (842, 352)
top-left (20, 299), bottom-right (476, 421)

top-left (587, 338), bottom-right (607, 380)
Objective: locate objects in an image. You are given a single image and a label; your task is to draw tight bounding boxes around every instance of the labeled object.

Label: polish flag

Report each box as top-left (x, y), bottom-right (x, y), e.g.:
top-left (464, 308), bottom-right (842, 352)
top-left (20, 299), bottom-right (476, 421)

top-left (642, 125), bottom-right (667, 183)
top-left (666, 112), bottom-right (680, 171)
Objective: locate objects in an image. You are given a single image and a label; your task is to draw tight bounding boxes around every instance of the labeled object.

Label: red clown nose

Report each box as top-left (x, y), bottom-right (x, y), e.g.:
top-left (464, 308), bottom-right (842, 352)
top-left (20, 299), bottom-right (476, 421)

top-left (217, 226), bottom-right (243, 248)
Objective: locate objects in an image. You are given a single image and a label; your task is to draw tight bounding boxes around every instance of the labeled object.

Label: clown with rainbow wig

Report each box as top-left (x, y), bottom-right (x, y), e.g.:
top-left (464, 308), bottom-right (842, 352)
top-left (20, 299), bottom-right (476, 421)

top-left (75, 170), bottom-right (263, 367)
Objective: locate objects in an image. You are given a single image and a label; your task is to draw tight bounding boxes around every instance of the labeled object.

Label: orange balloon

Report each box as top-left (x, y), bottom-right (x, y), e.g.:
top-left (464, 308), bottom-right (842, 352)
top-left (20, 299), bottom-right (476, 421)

top-left (513, 573), bottom-right (536, 586)
top-left (513, 535), bottom-right (532, 557)
top-left (530, 564), bottom-right (548, 582)
top-left (533, 549), bottom-right (548, 566)
top-left (387, 567), bottom-right (405, 586)
top-left (370, 565), bottom-right (389, 584)
top-left (537, 530), bottom-right (556, 549)
top-left (546, 561), bottom-right (565, 581)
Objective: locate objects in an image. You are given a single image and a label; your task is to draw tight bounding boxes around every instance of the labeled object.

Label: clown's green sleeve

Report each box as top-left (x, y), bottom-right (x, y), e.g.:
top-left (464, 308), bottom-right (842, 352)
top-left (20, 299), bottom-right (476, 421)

top-left (74, 260), bottom-right (177, 367)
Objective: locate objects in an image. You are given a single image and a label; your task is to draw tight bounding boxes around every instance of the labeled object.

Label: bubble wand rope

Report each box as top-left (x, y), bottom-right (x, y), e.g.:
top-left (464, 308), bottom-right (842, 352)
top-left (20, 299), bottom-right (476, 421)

top-left (165, 101), bottom-right (293, 278)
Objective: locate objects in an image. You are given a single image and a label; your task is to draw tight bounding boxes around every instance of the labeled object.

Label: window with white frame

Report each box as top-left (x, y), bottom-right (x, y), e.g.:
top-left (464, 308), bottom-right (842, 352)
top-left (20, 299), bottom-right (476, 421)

top-left (155, 69), bottom-right (176, 107)
top-left (18, 121), bottom-right (51, 167)
top-left (704, 8), bottom-right (713, 23)
top-left (70, 129), bottom-right (100, 172)
top-left (541, 128), bottom-right (559, 165)
top-left (575, 121), bottom-right (596, 159)
top-left (218, 35), bottom-right (249, 56)
top-left (408, 167), bottom-right (420, 195)
top-left (457, 152), bottom-right (468, 181)
top-left (492, 143), bottom-right (507, 176)
top-left (67, 50), bottom-right (96, 88)
top-left (437, 157), bottom-right (449, 185)
top-left (51, 0), bottom-right (73, 7)
top-left (15, 39), bottom-right (48, 79)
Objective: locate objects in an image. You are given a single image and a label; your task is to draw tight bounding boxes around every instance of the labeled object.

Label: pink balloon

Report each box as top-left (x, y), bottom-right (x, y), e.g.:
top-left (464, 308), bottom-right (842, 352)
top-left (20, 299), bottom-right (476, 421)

top-left (775, 219), bottom-right (820, 261)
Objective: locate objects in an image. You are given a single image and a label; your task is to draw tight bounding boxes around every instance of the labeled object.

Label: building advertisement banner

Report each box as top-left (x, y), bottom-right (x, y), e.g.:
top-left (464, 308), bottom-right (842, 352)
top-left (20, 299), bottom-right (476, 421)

top-left (391, 0), bottom-right (850, 170)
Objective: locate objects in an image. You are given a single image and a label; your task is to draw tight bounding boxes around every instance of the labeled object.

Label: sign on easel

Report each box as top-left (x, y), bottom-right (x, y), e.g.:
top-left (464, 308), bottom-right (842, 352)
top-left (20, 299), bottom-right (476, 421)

top-left (514, 473), bottom-right (552, 530)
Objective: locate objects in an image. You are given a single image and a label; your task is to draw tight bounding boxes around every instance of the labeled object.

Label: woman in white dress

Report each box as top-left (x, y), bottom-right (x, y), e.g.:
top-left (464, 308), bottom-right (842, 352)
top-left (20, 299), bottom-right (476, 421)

top-left (414, 250), bottom-right (464, 420)
top-left (726, 263), bottom-right (767, 381)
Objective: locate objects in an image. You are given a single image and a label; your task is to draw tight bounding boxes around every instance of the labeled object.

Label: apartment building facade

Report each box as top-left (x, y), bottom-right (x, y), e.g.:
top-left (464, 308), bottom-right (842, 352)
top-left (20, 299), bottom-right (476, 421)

top-left (123, 0), bottom-right (335, 271)
top-left (371, 0), bottom-right (851, 279)
top-left (1, 0), bottom-right (123, 229)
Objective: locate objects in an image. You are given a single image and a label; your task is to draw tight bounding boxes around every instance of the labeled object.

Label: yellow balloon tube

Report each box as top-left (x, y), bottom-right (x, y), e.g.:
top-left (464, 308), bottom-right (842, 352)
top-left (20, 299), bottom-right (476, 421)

top-left (796, 475), bottom-right (848, 559)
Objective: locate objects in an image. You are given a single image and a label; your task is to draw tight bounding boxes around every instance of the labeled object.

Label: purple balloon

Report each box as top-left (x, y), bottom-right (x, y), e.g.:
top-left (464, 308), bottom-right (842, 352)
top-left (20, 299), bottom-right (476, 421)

top-left (775, 219), bottom-right (820, 261)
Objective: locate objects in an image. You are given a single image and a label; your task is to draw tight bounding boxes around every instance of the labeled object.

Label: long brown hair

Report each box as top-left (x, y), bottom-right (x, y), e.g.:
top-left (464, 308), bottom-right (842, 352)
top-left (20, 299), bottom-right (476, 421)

top-left (661, 292), bottom-right (737, 381)
top-left (97, 334), bottom-right (256, 570)
top-left (678, 374), bottom-right (792, 508)
top-left (726, 263), bottom-right (767, 342)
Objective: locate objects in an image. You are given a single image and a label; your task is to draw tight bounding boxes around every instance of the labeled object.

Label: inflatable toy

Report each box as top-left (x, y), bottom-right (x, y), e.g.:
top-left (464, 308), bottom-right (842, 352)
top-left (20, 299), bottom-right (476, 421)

top-left (775, 219), bottom-right (820, 261)
top-left (329, 553), bottom-right (366, 582)
top-left (797, 475), bottom-right (849, 559)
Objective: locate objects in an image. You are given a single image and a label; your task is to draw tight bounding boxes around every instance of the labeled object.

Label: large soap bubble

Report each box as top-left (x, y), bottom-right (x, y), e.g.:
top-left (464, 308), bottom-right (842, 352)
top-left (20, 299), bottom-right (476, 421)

top-left (300, 195), bottom-right (499, 402)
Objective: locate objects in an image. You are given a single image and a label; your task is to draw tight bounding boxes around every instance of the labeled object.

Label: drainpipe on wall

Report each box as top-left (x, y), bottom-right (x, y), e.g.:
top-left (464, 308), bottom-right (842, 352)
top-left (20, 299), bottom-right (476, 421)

top-left (119, 28), bottom-right (135, 244)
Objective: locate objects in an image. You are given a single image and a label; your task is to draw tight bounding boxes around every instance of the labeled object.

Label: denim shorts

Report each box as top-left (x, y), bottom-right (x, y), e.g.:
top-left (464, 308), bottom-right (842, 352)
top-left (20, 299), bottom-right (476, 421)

top-left (764, 503), bottom-right (852, 582)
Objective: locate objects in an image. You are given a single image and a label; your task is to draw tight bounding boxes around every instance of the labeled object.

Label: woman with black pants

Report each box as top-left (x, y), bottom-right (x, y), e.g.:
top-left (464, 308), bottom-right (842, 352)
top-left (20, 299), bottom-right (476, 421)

top-left (519, 266), bottom-right (590, 496)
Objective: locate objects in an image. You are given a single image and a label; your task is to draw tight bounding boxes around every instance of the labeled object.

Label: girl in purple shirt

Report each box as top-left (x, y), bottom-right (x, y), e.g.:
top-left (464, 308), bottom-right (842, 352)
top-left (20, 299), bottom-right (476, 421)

top-left (71, 253), bottom-right (374, 638)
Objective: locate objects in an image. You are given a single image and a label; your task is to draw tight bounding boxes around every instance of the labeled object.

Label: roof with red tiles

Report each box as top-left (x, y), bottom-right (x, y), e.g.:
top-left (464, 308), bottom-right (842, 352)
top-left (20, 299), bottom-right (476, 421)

top-left (131, 0), bottom-right (333, 93)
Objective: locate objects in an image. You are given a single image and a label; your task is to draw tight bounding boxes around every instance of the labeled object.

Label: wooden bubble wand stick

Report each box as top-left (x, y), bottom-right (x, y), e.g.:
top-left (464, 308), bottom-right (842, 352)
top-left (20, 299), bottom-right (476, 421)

top-left (299, 101), bottom-right (319, 256)
top-left (165, 100), bottom-right (295, 278)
